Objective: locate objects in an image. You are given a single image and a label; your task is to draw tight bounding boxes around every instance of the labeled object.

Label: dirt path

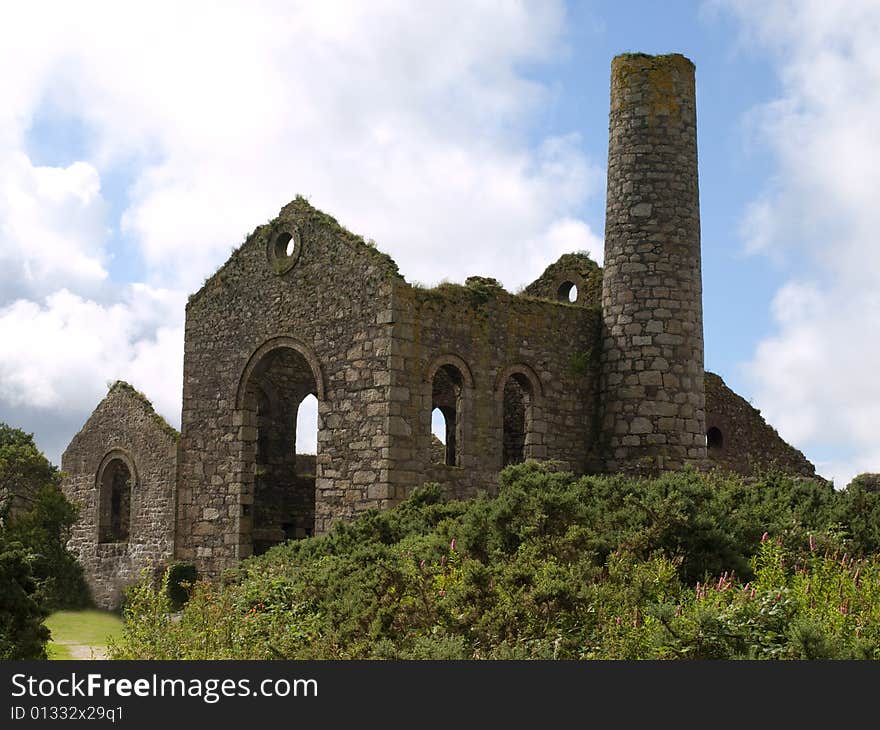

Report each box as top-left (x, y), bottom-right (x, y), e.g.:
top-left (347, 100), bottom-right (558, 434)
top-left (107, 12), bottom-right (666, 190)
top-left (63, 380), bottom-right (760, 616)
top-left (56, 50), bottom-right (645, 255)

top-left (54, 640), bottom-right (108, 660)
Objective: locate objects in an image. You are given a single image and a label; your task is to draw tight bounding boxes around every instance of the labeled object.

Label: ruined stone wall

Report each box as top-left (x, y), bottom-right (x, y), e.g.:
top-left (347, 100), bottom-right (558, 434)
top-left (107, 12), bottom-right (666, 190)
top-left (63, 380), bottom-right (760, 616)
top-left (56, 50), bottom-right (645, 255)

top-left (704, 372), bottom-right (816, 478)
top-left (60, 382), bottom-right (178, 609)
top-left (524, 252), bottom-right (603, 308)
top-left (600, 53), bottom-right (706, 473)
top-left (385, 275), bottom-right (602, 502)
top-left (176, 198), bottom-right (401, 577)
top-left (61, 51), bottom-right (830, 593)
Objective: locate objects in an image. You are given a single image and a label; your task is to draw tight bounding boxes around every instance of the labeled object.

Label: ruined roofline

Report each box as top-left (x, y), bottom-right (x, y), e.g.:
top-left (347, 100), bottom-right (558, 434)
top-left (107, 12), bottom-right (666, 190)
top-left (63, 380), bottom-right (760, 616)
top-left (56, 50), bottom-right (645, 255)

top-left (61, 379), bottom-right (179, 467)
top-left (106, 380), bottom-right (180, 441)
top-left (186, 195), bottom-right (604, 309)
top-left (704, 371), bottom-right (820, 479)
top-left (186, 195), bottom-right (403, 308)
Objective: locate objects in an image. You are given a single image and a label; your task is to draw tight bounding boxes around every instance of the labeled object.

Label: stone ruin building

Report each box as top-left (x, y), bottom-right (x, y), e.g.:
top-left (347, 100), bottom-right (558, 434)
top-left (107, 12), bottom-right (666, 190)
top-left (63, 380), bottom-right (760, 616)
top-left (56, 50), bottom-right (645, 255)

top-left (61, 53), bottom-right (817, 608)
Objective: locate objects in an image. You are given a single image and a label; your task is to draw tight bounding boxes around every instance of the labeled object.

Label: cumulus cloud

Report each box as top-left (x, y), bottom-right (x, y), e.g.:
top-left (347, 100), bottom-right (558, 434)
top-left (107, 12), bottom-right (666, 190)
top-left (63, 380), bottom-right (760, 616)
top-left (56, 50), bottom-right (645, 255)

top-left (2, 0), bottom-right (601, 293)
top-left (0, 154), bottom-right (109, 302)
top-left (0, 286), bottom-right (184, 431)
top-left (0, 0), bottom-right (602, 462)
top-left (721, 0), bottom-right (880, 486)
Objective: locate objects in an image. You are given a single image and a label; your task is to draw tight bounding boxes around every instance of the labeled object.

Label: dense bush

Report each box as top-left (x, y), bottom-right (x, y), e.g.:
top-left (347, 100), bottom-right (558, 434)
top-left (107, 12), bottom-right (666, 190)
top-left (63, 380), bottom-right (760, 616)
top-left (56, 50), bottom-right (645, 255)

top-left (109, 463), bottom-right (880, 660)
top-left (166, 562), bottom-right (199, 609)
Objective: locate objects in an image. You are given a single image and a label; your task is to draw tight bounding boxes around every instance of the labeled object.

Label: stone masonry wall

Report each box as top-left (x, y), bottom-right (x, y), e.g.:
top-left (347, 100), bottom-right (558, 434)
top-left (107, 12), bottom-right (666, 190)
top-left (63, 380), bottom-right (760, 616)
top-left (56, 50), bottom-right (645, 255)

top-left (385, 275), bottom-right (602, 502)
top-left (600, 53), bottom-right (707, 473)
top-left (60, 382), bottom-right (178, 609)
top-left (524, 253), bottom-right (603, 308)
top-left (176, 198), bottom-right (401, 578)
top-left (62, 52), bottom-right (829, 591)
top-left (704, 372), bottom-right (816, 478)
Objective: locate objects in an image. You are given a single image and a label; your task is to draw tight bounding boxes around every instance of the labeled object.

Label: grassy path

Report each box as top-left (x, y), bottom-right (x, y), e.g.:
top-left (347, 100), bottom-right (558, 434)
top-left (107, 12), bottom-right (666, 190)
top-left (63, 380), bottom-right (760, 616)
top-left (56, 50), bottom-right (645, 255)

top-left (46, 610), bottom-right (123, 660)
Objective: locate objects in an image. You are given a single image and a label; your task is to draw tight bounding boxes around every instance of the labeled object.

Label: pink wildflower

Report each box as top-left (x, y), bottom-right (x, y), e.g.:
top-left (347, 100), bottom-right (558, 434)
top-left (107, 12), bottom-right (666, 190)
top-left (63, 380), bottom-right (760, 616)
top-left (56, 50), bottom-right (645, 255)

top-left (809, 535), bottom-right (816, 552)
top-left (450, 539), bottom-right (456, 552)
top-left (761, 532), bottom-right (769, 543)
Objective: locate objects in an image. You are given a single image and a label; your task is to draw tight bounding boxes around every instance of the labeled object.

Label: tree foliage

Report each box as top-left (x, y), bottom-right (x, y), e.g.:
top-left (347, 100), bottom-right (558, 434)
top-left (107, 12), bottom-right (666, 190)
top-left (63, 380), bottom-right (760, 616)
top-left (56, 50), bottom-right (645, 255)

top-left (0, 423), bottom-right (90, 660)
top-left (0, 534), bottom-right (50, 660)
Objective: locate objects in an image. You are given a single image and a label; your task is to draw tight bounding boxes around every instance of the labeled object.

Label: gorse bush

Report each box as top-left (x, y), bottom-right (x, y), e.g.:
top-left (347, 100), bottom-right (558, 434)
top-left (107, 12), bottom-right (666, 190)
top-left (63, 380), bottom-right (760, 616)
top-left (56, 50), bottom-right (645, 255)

top-left (109, 462), bottom-right (880, 660)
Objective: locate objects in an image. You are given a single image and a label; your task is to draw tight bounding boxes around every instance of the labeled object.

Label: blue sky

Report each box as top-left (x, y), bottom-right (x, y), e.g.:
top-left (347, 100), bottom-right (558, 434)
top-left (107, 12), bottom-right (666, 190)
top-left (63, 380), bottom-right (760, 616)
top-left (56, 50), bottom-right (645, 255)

top-left (1, 1), bottom-right (878, 486)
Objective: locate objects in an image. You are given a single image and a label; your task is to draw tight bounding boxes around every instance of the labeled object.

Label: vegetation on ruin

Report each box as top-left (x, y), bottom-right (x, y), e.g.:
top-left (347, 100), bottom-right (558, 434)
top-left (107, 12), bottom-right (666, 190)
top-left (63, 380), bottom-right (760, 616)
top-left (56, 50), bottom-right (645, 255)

top-left (110, 462), bottom-right (880, 660)
top-left (107, 381), bottom-right (180, 441)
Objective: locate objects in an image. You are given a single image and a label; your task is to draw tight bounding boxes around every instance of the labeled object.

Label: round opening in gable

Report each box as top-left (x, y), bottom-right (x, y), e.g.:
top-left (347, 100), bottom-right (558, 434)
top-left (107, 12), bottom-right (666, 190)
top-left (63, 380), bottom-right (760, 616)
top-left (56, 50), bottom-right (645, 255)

top-left (706, 426), bottom-right (723, 450)
top-left (274, 231), bottom-right (296, 260)
top-left (268, 227), bottom-right (303, 274)
top-left (557, 281), bottom-right (578, 303)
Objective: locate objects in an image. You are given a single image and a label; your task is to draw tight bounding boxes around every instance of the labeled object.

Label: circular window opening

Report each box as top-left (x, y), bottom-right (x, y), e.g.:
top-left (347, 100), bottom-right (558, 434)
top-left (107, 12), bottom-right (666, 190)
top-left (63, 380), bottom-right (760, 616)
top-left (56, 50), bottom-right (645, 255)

top-left (557, 281), bottom-right (578, 303)
top-left (268, 227), bottom-right (303, 274)
top-left (274, 231), bottom-right (296, 260)
top-left (706, 427), bottom-right (723, 449)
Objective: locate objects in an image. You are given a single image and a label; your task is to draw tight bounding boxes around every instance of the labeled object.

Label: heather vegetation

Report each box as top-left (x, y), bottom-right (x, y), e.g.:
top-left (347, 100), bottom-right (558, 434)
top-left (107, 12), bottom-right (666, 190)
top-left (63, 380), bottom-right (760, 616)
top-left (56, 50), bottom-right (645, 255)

top-left (111, 462), bottom-right (880, 660)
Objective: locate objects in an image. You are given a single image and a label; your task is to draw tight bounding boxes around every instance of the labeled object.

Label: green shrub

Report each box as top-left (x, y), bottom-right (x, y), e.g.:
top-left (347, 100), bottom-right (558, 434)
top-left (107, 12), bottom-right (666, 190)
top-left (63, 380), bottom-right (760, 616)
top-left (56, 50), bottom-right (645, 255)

top-left (166, 562), bottom-right (198, 610)
top-left (109, 462), bottom-right (880, 660)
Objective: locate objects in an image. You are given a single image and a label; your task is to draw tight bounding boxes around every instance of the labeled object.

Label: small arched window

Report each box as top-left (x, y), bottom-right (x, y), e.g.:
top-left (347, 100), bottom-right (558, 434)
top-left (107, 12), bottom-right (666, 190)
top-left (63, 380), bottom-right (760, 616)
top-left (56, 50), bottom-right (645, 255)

top-left (431, 364), bottom-right (464, 466)
top-left (99, 458), bottom-right (132, 543)
top-left (502, 373), bottom-right (533, 466)
top-left (707, 426), bottom-right (724, 450)
top-left (557, 281), bottom-right (578, 303)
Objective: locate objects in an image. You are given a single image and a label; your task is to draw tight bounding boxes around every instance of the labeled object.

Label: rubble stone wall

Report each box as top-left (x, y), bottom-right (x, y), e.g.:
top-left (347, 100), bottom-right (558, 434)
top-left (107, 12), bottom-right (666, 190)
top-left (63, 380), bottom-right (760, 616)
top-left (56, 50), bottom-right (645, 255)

top-left (600, 53), bottom-right (707, 474)
top-left (176, 199), bottom-right (401, 577)
top-left (60, 383), bottom-right (178, 609)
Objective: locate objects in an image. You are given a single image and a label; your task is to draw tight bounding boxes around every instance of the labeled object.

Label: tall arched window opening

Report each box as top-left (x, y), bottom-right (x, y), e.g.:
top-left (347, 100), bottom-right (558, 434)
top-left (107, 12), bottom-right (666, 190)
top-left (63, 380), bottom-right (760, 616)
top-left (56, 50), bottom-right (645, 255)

top-left (244, 347), bottom-right (320, 556)
top-left (502, 373), bottom-right (533, 466)
top-left (99, 459), bottom-right (131, 543)
top-left (431, 364), bottom-right (464, 466)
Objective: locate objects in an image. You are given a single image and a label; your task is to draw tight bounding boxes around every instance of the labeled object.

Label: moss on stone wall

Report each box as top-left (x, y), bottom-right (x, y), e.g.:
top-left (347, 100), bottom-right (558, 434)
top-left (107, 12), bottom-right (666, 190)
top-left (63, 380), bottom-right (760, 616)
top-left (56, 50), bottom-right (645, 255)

top-left (107, 381), bottom-right (179, 441)
top-left (523, 252), bottom-right (602, 308)
top-left (610, 53), bottom-right (695, 120)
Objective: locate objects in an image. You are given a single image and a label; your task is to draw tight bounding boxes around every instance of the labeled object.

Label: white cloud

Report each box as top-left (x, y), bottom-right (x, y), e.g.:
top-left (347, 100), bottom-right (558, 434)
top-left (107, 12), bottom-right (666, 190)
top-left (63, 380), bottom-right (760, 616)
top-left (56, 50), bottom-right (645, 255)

top-left (722, 0), bottom-right (880, 486)
top-left (0, 1), bottom-right (604, 463)
top-left (0, 0), bottom-right (601, 293)
top-left (0, 154), bottom-right (109, 302)
top-left (0, 287), bottom-right (184, 432)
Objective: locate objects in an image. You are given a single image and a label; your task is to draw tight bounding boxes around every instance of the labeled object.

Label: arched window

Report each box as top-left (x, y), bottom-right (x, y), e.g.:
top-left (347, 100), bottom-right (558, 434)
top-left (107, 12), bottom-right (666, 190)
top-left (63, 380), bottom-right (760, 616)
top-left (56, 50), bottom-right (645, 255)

top-left (431, 364), bottom-right (464, 466)
top-left (99, 459), bottom-right (132, 543)
top-left (707, 426), bottom-right (724, 450)
top-left (557, 280), bottom-right (579, 303)
top-left (241, 344), bottom-right (322, 556)
top-left (502, 373), bottom-right (533, 466)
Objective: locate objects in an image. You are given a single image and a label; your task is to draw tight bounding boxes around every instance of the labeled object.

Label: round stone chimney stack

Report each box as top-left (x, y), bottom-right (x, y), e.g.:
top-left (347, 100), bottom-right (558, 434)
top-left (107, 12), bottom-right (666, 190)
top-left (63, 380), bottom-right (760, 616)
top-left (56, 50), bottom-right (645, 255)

top-left (600, 53), bottom-right (706, 473)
